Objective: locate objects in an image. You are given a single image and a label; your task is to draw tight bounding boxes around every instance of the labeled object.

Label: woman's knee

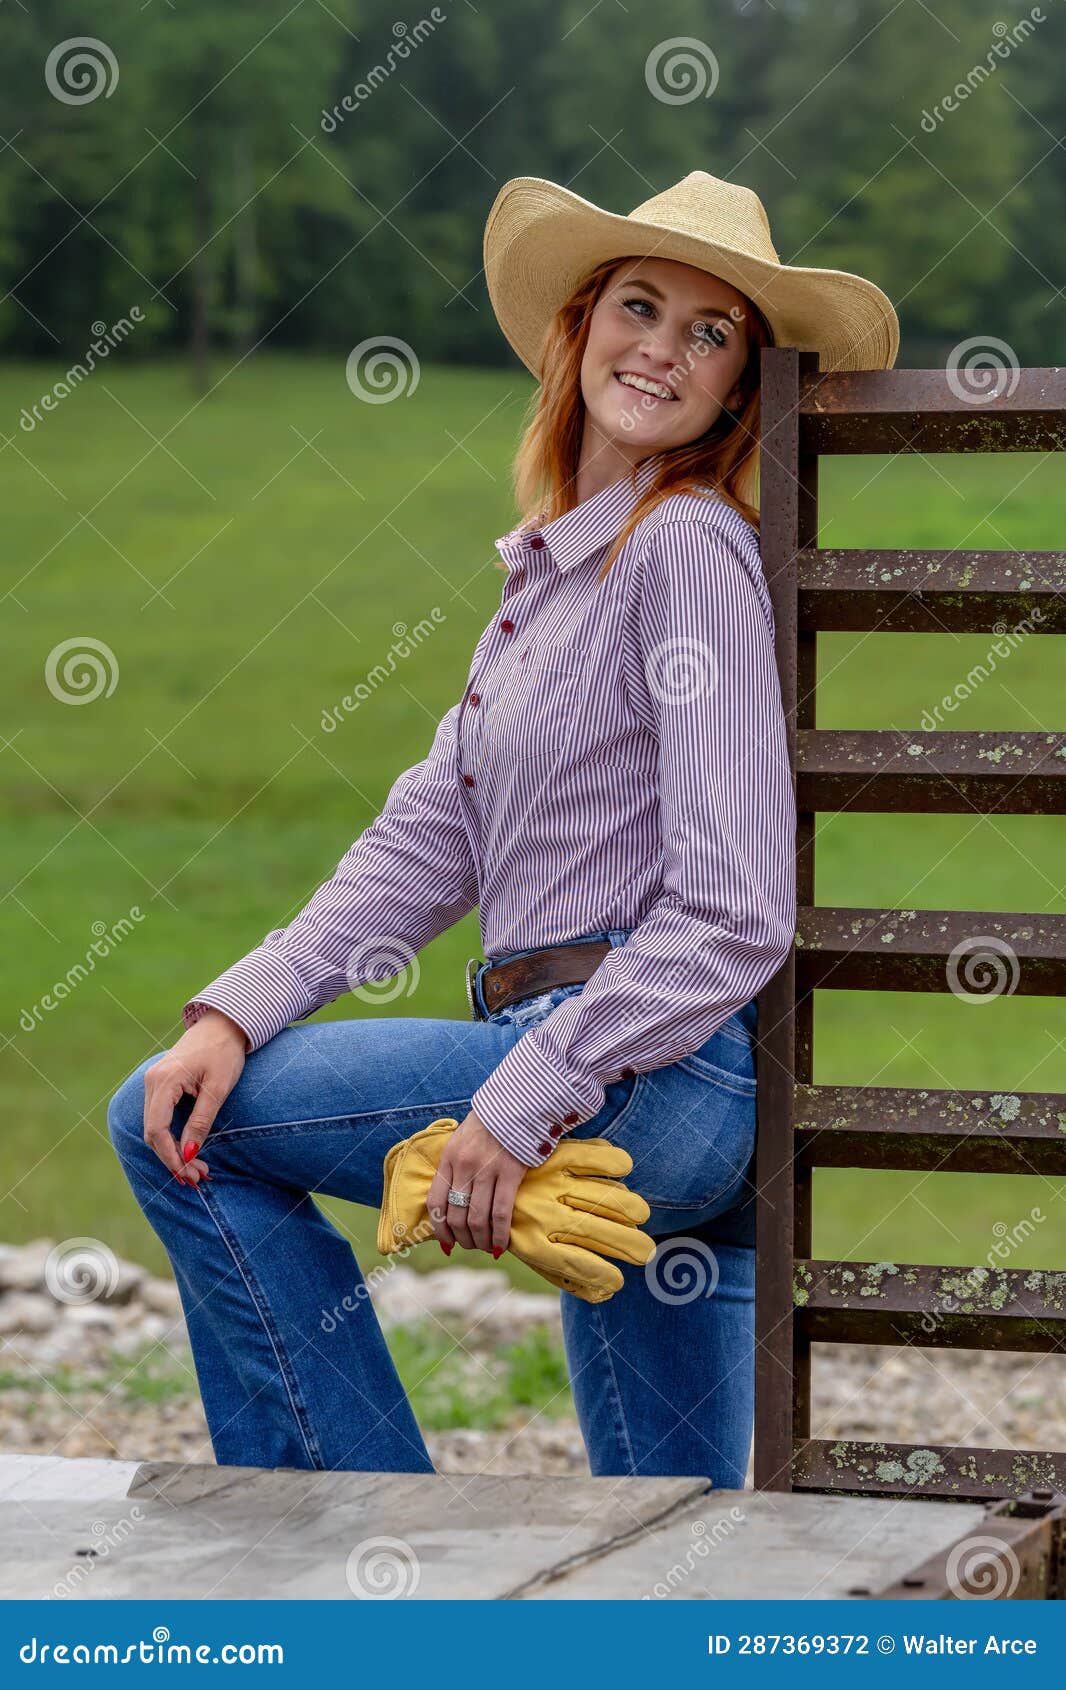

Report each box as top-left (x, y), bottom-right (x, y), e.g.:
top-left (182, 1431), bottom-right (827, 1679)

top-left (106, 1053), bottom-right (162, 1167)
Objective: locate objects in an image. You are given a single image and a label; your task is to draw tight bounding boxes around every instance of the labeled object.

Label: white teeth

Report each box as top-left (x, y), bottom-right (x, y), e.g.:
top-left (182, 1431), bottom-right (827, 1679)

top-left (616, 371), bottom-right (675, 401)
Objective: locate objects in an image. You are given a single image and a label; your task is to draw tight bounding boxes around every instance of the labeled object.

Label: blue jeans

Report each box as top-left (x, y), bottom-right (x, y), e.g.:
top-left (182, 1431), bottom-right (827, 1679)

top-left (107, 927), bottom-right (757, 1482)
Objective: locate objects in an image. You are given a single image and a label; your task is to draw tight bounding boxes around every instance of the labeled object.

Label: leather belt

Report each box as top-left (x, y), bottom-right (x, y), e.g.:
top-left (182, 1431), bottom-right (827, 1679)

top-left (466, 940), bottom-right (614, 1019)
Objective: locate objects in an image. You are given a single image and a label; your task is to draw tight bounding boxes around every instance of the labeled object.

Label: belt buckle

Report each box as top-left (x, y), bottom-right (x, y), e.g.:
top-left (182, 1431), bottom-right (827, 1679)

top-left (465, 956), bottom-right (483, 1020)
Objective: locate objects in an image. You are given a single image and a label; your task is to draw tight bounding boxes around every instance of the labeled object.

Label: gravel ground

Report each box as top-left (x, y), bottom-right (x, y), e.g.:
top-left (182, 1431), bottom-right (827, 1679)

top-left (2, 1243), bottom-right (1062, 1480)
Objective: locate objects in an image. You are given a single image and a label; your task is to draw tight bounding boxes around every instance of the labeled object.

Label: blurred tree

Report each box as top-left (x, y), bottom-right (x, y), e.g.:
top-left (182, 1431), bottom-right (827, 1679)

top-left (0, 0), bottom-right (1060, 374)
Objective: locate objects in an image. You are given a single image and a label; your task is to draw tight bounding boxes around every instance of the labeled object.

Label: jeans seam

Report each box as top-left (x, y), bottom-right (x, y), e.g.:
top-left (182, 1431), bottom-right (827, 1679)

top-left (208, 1099), bottom-right (473, 1140)
top-left (198, 1188), bottom-right (325, 1468)
top-left (592, 1300), bottom-right (638, 1473)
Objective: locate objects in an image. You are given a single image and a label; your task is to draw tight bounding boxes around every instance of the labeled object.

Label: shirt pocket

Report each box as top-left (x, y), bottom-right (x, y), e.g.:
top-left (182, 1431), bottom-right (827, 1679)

top-left (486, 639), bottom-right (590, 762)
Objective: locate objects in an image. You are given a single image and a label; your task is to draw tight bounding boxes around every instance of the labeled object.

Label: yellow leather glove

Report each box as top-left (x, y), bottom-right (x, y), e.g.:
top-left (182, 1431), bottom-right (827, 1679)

top-left (377, 1118), bottom-right (657, 1304)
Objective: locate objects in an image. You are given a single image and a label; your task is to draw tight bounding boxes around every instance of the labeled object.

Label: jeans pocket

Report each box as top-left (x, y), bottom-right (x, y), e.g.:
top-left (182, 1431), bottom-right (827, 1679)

top-left (593, 1056), bottom-right (757, 1213)
top-left (675, 1013), bottom-right (757, 1095)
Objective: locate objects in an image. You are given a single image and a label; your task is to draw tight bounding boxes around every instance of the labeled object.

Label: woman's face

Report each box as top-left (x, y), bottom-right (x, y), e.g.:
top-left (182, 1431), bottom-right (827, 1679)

top-left (579, 256), bottom-right (751, 457)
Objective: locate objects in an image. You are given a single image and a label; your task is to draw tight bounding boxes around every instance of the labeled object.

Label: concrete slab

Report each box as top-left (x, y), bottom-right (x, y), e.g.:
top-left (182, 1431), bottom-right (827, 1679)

top-left (0, 1452), bottom-right (144, 1502)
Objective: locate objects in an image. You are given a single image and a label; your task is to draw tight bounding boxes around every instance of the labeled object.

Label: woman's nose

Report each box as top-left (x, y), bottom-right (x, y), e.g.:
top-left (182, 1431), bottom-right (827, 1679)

top-left (637, 322), bottom-right (682, 369)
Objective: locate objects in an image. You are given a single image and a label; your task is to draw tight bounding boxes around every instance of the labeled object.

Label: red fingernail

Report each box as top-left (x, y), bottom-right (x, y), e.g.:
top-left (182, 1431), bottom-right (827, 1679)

top-left (173, 1172), bottom-right (187, 1185)
top-left (440, 1241), bottom-right (453, 1256)
top-left (183, 1141), bottom-right (200, 1163)
top-left (492, 1247), bottom-right (503, 1260)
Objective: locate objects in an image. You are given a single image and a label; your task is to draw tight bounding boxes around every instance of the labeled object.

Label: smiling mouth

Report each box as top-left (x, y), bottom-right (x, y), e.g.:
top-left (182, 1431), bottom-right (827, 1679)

top-left (614, 370), bottom-right (679, 402)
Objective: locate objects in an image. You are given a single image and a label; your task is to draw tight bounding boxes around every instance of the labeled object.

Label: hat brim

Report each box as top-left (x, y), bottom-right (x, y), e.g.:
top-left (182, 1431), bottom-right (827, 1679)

top-left (483, 175), bottom-right (899, 377)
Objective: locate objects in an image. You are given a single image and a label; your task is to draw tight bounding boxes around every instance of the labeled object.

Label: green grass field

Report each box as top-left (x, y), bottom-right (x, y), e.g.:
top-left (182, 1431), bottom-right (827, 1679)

top-left (3, 353), bottom-right (1064, 1285)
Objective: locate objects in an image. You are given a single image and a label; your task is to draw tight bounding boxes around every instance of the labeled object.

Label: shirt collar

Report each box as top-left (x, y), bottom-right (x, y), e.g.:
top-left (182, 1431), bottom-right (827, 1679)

top-left (495, 452), bottom-right (666, 575)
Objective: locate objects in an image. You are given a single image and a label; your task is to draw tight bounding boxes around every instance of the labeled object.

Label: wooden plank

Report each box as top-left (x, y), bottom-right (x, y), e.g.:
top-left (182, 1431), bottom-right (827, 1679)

top-left (797, 730), bottom-right (1066, 814)
top-left (0, 1466), bottom-right (708, 1600)
top-left (797, 547), bottom-right (1066, 633)
top-left (794, 1259), bottom-right (1066, 1352)
top-left (793, 1438), bottom-right (1066, 1501)
top-left (794, 1082), bottom-right (1066, 1174)
top-left (796, 907), bottom-right (1066, 994)
top-left (516, 1488), bottom-right (990, 1601)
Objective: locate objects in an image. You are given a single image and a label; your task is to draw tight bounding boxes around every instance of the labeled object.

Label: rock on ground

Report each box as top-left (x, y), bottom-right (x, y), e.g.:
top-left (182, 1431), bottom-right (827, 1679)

top-left (1, 1241), bottom-right (1063, 1480)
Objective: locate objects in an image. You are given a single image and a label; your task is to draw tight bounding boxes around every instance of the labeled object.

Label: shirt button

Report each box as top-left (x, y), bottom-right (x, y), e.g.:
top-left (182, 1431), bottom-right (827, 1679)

top-left (468, 692), bottom-right (480, 707)
top-left (563, 1112), bottom-right (579, 1125)
top-left (528, 535), bottom-right (546, 550)
top-left (536, 1139), bottom-right (552, 1157)
top-left (500, 619), bottom-right (515, 633)
top-left (548, 1123), bottom-right (564, 1138)
top-left (462, 773), bottom-right (475, 787)
top-left (620, 1068), bottom-right (635, 1081)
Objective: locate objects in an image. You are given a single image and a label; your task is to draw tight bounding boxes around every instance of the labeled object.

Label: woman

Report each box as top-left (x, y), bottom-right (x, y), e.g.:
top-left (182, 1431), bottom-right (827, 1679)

top-left (107, 169), bottom-right (898, 1481)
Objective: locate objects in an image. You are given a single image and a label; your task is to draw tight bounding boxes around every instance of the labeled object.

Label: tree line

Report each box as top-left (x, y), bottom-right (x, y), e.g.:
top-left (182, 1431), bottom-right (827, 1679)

top-left (1, 0), bottom-right (1061, 383)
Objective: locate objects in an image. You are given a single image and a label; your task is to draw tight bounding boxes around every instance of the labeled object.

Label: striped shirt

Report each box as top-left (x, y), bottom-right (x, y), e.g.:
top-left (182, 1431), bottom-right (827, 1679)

top-left (182, 450), bottom-right (797, 1167)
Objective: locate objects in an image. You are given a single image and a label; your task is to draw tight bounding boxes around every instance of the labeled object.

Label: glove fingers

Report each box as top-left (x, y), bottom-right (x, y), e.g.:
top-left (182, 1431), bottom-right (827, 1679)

top-left (561, 1177), bottom-right (650, 1228)
top-left (547, 1138), bottom-right (634, 1180)
top-left (550, 1209), bottom-right (657, 1267)
top-left (522, 1239), bottom-right (624, 1303)
top-left (378, 1119), bottom-right (459, 1254)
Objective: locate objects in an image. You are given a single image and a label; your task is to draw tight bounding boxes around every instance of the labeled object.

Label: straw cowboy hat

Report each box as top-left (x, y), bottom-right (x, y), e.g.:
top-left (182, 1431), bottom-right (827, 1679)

top-left (483, 169), bottom-right (899, 377)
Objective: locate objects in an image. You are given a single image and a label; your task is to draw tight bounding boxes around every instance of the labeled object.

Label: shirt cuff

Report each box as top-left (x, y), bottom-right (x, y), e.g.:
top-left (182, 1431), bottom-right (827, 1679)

top-left (180, 946), bottom-right (319, 1053)
top-left (470, 1033), bottom-right (597, 1167)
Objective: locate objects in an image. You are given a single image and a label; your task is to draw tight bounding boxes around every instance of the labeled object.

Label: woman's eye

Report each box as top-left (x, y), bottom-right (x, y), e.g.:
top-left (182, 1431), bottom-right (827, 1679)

top-left (694, 320), bottom-right (727, 348)
top-left (622, 296), bottom-right (654, 318)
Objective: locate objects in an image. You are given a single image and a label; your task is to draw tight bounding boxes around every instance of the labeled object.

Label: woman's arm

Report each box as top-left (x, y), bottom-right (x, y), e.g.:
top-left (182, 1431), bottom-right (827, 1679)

top-left (469, 512), bottom-right (797, 1165)
top-left (181, 697), bottom-right (479, 1051)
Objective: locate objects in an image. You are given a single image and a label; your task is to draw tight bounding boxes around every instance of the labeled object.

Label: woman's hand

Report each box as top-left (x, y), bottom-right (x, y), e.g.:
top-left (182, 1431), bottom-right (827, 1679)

top-left (426, 1110), bottom-right (532, 1256)
top-left (142, 1008), bottom-right (249, 1185)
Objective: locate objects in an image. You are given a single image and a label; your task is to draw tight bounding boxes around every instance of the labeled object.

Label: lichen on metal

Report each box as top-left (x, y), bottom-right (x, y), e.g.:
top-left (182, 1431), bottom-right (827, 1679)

top-left (989, 1093), bottom-right (1022, 1125)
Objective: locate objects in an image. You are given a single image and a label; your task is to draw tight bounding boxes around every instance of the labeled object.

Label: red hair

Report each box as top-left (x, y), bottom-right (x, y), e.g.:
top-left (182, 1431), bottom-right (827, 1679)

top-left (504, 256), bottom-right (772, 583)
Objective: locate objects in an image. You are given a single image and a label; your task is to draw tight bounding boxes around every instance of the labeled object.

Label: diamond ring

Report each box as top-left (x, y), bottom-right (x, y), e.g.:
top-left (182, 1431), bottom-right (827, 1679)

top-left (447, 1188), bottom-right (472, 1208)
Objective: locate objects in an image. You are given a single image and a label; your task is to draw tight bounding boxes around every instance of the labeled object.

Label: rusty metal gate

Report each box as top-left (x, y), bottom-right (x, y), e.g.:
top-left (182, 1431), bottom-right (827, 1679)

top-left (753, 346), bottom-right (1066, 1505)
